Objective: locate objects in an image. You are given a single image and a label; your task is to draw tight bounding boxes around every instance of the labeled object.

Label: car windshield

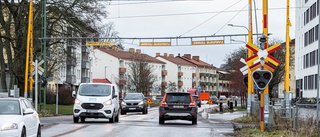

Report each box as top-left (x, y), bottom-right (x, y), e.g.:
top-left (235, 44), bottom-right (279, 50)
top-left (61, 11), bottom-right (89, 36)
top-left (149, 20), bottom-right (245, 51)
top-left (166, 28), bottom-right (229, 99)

top-left (124, 94), bottom-right (143, 100)
top-left (0, 100), bottom-right (20, 115)
top-left (78, 84), bottom-right (111, 96)
top-left (166, 94), bottom-right (191, 103)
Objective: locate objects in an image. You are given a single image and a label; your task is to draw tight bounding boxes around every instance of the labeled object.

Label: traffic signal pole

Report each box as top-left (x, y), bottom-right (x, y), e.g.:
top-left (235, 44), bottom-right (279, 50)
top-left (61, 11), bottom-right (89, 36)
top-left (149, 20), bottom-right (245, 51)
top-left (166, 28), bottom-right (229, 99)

top-left (284, 0), bottom-right (291, 119)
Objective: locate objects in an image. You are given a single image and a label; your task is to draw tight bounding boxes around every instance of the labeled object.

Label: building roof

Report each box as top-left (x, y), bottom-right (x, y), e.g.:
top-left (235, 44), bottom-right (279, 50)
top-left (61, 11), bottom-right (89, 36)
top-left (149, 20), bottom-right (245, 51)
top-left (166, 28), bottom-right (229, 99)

top-left (96, 48), bottom-right (166, 64)
top-left (177, 54), bottom-right (213, 68)
top-left (157, 55), bottom-right (195, 67)
top-left (92, 78), bottom-right (111, 84)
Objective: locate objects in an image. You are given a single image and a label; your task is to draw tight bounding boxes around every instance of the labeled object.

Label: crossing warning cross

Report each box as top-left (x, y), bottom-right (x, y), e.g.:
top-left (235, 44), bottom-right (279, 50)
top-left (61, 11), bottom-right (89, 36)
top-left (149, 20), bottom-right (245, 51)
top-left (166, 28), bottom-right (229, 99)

top-left (240, 42), bottom-right (280, 74)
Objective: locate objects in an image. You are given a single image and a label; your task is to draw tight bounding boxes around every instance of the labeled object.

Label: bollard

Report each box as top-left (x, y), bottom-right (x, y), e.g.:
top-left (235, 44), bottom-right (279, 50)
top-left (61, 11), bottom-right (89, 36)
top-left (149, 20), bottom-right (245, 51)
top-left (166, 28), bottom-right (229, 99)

top-left (235, 100), bottom-right (237, 107)
top-left (220, 103), bottom-right (223, 112)
top-left (230, 102), bottom-right (233, 111)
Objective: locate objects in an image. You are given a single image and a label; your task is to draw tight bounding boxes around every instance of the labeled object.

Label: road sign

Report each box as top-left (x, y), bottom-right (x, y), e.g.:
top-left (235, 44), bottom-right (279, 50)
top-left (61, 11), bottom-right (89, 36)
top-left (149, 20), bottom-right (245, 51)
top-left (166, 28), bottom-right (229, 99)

top-left (207, 99), bottom-right (213, 104)
top-left (244, 42), bottom-right (280, 72)
top-left (147, 98), bottom-right (153, 105)
top-left (86, 42), bottom-right (115, 46)
top-left (199, 92), bottom-right (210, 100)
top-left (140, 42), bottom-right (171, 46)
top-left (192, 40), bottom-right (224, 45)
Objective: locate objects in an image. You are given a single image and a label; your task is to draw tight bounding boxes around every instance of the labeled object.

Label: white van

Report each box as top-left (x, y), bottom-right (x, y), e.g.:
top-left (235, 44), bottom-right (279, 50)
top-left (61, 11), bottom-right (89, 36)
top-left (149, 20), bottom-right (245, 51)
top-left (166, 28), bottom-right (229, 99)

top-left (72, 83), bottom-right (120, 123)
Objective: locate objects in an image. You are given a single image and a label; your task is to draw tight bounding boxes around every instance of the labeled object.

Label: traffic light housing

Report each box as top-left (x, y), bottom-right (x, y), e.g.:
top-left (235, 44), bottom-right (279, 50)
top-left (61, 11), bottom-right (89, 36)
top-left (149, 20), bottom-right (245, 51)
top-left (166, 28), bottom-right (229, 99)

top-left (251, 70), bottom-right (273, 90)
top-left (243, 76), bottom-right (248, 87)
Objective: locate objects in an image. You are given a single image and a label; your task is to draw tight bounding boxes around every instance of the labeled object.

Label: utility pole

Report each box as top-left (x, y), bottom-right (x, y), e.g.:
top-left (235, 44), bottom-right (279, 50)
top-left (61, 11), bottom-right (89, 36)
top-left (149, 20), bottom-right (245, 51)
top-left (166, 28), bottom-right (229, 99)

top-left (260, 0), bottom-right (268, 132)
top-left (24, 0), bottom-right (34, 99)
top-left (285, 0), bottom-right (292, 119)
top-left (247, 0), bottom-right (254, 115)
top-left (41, 0), bottom-right (47, 110)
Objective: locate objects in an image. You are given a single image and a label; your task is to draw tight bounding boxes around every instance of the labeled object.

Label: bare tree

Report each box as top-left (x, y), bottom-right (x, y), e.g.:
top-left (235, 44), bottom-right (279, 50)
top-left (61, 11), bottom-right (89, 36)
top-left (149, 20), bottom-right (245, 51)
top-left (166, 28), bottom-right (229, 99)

top-left (127, 54), bottom-right (157, 96)
top-left (0, 0), bottom-right (113, 93)
top-left (223, 38), bottom-right (293, 99)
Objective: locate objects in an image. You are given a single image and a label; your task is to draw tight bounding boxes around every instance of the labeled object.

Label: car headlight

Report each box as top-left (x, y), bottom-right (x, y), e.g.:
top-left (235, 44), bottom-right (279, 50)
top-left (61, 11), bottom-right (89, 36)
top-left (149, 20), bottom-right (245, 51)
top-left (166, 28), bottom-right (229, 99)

top-left (121, 101), bottom-right (126, 106)
top-left (138, 101), bottom-right (144, 105)
top-left (74, 99), bottom-right (81, 105)
top-left (104, 100), bottom-right (112, 106)
top-left (1, 123), bottom-right (18, 131)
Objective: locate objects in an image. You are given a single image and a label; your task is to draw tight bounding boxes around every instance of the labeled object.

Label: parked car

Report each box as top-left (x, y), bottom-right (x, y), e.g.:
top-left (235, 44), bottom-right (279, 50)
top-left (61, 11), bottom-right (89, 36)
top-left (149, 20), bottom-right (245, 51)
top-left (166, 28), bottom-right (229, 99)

top-left (210, 95), bottom-right (218, 104)
top-left (120, 93), bottom-right (148, 115)
top-left (159, 92), bottom-right (198, 125)
top-left (0, 97), bottom-right (41, 137)
top-left (219, 95), bottom-right (227, 104)
top-left (72, 83), bottom-right (120, 123)
top-left (192, 95), bottom-right (201, 107)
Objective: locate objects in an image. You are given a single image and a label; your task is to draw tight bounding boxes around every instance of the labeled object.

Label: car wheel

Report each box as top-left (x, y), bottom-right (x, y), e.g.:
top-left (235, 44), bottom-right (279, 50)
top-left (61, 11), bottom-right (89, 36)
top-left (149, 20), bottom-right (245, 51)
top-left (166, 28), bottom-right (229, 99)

top-left (37, 125), bottom-right (41, 137)
top-left (121, 110), bottom-right (126, 115)
top-left (115, 111), bottom-right (119, 122)
top-left (21, 127), bottom-right (26, 137)
top-left (73, 116), bottom-right (79, 123)
top-left (81, 117), bottom-right (86, 122)
top-left (142, 107), bottom-right (147, 114)
top-left (192, 117), bottom-right (197, 125)
top-left (159, 117), bottom-right (164, 124)
top-left (109, 111), bottom-right (115, 123)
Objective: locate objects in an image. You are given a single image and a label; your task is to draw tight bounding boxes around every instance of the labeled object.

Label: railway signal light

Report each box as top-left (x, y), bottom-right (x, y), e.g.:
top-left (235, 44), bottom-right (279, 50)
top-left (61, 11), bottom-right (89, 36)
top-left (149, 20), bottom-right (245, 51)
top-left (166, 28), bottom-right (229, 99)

top-left (251, 70), bottom-right (273, 90)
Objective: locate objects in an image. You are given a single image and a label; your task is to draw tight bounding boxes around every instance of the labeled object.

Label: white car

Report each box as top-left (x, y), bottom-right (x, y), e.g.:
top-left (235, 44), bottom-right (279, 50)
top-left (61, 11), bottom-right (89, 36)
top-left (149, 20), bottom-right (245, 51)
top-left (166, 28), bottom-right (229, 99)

top-left (72, 83), bottom-right (120, 123)
top-left (0, 97), bottom-right (41, 137)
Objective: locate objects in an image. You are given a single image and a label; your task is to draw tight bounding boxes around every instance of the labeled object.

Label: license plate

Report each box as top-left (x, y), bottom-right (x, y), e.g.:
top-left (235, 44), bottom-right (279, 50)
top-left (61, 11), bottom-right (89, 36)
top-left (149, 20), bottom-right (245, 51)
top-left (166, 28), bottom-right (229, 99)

top-left (173, 106), bottom-right (184, 109)
top-left (86, 110), bottom-right (98, 113)
top-left (128, 108), bottom-right (136, 110)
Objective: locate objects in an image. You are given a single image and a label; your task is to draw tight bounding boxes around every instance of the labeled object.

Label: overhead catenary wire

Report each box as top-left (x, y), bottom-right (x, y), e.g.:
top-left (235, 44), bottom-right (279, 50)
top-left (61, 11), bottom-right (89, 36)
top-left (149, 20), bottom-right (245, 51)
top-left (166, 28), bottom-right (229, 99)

top-left (213, 4), bottom-right (248, 35)
top-left (179, 0), bottom-right (243, 37)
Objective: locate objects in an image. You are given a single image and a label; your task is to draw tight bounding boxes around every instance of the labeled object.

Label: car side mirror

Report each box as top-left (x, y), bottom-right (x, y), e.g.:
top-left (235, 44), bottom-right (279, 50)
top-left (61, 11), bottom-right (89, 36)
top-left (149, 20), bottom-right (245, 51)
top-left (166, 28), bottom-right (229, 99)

top-left (72, 91), bottom-right (76, 98)
top-left (23, 108), bottom-right (34, 115)
top-left (113, 95), bottom-right (118, 99)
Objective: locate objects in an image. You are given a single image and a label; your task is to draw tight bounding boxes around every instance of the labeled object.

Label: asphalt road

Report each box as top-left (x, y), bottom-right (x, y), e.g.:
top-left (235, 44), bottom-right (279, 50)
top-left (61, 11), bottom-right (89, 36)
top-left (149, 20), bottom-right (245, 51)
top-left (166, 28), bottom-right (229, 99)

top-left (40, 107), bottom-right (236, 137)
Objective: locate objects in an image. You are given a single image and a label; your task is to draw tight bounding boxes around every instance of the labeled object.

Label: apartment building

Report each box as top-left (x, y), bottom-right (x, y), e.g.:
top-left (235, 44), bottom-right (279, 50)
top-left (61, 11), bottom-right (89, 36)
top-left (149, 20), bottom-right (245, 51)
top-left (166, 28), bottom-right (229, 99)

top-left (155, 53), bottom-right (196, 92)
top-left (177, 54), bottom-right (219, 96)
top-left (91, 48), bottom-right (166, 96)
top-left (295, 0), bottom-right (319, 97)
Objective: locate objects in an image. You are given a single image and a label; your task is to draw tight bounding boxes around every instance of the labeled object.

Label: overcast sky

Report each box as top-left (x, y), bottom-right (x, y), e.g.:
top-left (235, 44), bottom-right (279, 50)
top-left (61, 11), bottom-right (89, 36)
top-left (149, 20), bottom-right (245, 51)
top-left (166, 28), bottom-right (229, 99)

top-left (102, 0), bottom-right (295, 68)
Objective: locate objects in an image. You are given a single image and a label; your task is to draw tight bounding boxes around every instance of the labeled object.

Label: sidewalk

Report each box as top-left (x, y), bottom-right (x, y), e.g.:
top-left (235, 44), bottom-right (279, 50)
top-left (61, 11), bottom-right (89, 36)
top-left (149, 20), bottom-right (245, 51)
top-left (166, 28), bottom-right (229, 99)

top-left (198, 104), bottom-right (257, 130)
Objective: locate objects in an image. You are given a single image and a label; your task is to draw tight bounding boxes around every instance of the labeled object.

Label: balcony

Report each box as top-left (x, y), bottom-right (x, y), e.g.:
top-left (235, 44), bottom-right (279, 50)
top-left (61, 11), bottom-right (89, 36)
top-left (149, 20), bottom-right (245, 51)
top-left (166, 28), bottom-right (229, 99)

top-left (192, 73), bottom-right (196, 77)
top-left (162, 70), bottom-right (167, 76)
top-left (178, 81), bottom-right (183, 87)
top-left (82, 46), bottom-right (90, 53)
top-left (200, 73), bottom-right (205, 77)
top-left (119, 68), bottom-right (126, 73)
top-left (67, 57), bottom-right (77, 66)
top-left (178, 72), bottom-right (183, 77)
top-left (119, 80), bottom-right (126, 86)
top-left (66, 75), bottom-right (76, 84)
top-left (161, 82), bottom-right (167, 87)
top-left (81, 77), bottom-right (90, 83)
top-left (192, 82), bottom-right (196, 87)
top-left (81, 61), bottom-right (90, 69)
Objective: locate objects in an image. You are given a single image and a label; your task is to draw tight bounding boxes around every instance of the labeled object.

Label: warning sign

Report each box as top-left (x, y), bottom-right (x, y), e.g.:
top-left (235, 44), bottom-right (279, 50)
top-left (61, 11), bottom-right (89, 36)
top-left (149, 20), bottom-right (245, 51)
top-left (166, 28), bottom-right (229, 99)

top-left (147, 98), bottom-right (153, 105)
top-left (207, 99), bottom-right (213, 104)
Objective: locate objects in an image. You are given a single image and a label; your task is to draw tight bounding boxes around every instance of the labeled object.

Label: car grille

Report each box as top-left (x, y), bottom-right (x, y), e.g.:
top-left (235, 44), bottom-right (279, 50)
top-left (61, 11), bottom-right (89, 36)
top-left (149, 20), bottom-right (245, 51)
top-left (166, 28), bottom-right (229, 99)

top-left (126, 103), bottom-right (139, 106)
top-left (81, 103), bottom-right (103, 109)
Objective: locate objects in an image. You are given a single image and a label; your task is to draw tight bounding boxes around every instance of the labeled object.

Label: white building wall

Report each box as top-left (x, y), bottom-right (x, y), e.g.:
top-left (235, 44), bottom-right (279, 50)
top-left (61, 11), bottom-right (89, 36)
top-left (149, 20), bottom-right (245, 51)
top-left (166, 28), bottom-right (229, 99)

top-left (156, 57), bottom-right (178, 87)
top-left (295, 0), bottom-right (319, 97)
top-left (180, 66), bottom-right (195, 92)
top-left (91, 49), bottom-right (120, 82)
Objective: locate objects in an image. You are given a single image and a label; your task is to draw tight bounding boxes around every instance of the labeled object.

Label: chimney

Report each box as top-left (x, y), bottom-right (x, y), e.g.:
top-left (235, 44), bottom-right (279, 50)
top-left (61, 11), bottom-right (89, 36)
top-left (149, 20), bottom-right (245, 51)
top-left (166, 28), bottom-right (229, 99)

top-left (169, 54), bottom-right (174, 58)
top-left (183, 54), bottom-right (191, 59)
top-left (192, 56), bottom-right (200, 61)
top-left (136, 49), bottom-right (141, 54)
top-left (164, 53), bottom-right (168, 57)
top-left (129, 48), bottom-right (134, 53)
top-left (178, 53), bottom-right (180, 57)
top-left (156, 53), bottom-right (160, 57)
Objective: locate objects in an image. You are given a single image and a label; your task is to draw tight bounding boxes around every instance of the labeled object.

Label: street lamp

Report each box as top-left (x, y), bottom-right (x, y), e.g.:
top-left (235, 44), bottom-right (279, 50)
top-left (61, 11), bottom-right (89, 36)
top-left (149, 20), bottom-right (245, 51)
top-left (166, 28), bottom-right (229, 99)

top-left (227, 24), bottom-right (249, 32)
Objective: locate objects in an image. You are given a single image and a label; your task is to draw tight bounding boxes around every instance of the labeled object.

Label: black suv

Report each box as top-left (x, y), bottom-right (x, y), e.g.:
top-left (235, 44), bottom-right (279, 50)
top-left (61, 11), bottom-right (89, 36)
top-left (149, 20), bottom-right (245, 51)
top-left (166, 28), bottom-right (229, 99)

top-left (120, 93), bottom-right (148, 115)
top-left (159, 92), bottom-right (197, 125)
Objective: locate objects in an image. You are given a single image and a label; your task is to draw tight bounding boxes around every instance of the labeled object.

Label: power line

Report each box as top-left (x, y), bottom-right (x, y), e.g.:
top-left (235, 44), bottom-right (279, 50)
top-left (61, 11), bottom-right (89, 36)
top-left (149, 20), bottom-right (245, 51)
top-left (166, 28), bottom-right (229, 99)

top-left (213, 4), bottom-right (248, 35)
top-left (179, 0), bottom-right (243, 36)
top-left (106, 7), bottom-right (302, 19)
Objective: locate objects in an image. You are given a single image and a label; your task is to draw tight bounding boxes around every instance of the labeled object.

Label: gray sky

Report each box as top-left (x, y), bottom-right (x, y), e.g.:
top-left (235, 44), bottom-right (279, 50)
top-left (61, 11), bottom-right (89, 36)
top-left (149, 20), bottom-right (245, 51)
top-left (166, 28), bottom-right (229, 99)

top-left (103, 0), bottom-right (295, 67)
